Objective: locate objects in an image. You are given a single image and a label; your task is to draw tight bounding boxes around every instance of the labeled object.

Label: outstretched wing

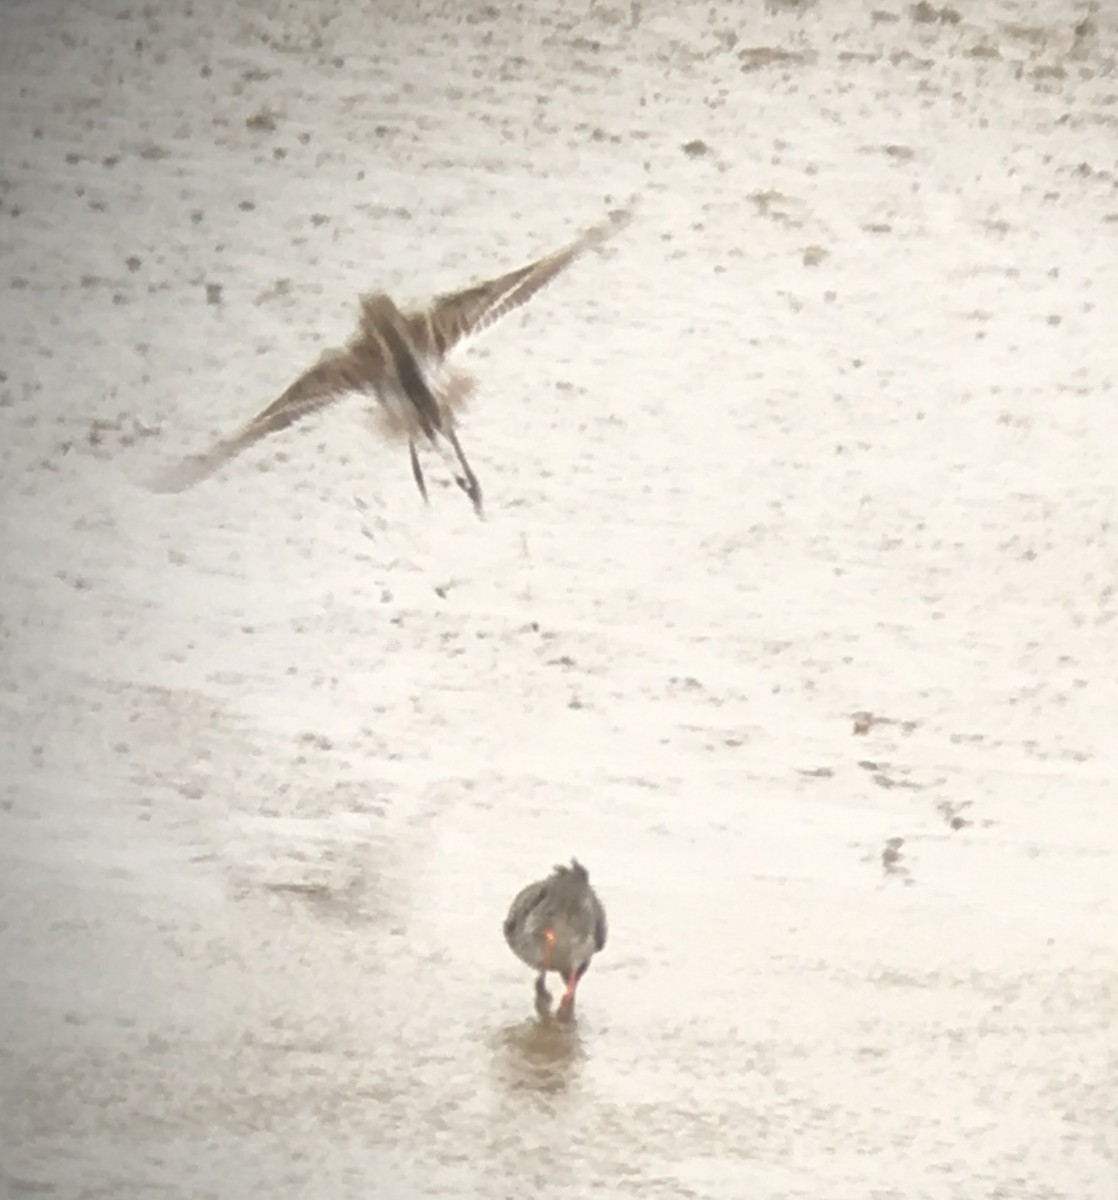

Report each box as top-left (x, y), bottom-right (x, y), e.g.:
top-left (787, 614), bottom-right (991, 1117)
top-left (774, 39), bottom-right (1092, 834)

top-left (411, 208), bottom-right (632, 358)
top-left (149, 346), bottom-right (374, 493)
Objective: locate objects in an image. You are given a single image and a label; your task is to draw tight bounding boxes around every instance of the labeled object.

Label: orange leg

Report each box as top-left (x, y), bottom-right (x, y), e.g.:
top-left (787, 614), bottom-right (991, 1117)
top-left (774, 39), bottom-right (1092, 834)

top-left (556, 974), bottom-right (578, 1021)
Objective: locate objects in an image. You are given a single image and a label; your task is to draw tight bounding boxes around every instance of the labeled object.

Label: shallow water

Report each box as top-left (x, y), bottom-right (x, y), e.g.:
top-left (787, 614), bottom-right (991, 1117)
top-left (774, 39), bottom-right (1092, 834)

top-left (4, 672), bottom-right (1115, 1196)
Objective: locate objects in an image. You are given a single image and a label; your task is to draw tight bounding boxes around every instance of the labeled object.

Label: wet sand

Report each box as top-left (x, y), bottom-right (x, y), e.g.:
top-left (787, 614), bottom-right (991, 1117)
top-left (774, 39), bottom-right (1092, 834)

top-left (2, 0), bottom-right (1117, 1196)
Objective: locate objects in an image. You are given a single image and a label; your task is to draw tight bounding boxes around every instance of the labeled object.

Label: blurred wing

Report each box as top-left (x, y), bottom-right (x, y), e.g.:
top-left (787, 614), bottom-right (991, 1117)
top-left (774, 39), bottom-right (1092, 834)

top-left (149, 347), bottom-right (370, 493)
top-left (593, 900), bottom-right (608, 953)
top-left (413, 208), bottom-right (632, 357)
top-left (503, 880), bottom-right (548, 944)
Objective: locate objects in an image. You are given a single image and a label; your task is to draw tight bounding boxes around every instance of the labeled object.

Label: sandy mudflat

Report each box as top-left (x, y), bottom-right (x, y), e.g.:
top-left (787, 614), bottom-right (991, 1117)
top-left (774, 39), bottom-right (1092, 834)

top-left (1, 0), bottom-right (1116, 1196)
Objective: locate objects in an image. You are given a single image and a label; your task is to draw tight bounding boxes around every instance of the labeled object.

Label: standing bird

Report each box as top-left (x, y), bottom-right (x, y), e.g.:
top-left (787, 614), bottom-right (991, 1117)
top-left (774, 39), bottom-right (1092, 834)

top-left (504, 859), bottom-right (607, 1021)
top-left (150, 209), bottom-right (631, 516)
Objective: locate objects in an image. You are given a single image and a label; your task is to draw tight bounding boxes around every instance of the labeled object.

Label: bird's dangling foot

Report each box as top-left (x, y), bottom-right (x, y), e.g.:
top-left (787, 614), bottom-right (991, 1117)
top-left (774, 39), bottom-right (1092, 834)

top-left (409, 440), bottom-right (430, 505)
top-left (454, 472), bottom-right (484, 519)
top-left (443, 425), bottom-right (483, 518)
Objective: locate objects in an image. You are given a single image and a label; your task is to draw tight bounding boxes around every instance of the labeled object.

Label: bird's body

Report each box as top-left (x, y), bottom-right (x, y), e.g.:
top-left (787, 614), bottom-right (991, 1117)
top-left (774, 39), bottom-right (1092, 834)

top-left (504, 859), bottom-right (607, 1020)
top-left (151, 210), bottom-right (630, 515)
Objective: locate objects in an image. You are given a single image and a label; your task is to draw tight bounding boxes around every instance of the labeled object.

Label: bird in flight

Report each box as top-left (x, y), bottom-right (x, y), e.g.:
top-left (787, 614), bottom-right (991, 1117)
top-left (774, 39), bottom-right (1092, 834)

top-left (150, 209), bottom-right (631, 517)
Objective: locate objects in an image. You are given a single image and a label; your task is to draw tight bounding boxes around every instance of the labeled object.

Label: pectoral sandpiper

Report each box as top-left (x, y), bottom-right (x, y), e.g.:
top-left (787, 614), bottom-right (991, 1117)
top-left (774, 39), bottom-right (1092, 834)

top-left (151, 210), bottom-right (631, 516)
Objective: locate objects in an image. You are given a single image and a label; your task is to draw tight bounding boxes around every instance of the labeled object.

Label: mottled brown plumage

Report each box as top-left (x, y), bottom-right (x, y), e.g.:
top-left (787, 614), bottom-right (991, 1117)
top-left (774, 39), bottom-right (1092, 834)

top-left (151, 210), bottom-right (631, 515)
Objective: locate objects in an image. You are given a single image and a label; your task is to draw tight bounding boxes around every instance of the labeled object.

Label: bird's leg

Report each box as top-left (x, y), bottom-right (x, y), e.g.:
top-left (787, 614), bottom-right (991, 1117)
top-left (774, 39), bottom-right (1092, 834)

top-left (408, 439), bottom-right (429, 505)
top-left (443, 425), bottom-right (483, 518)
top-left (534, 972), bottom-right (552, 1018)
top-left (557, 960), bottom-right (590, 1021)
top-left (532, 928), bottom-right (556, 1019)
top-left (556, 973), bottom-right (579, 1022)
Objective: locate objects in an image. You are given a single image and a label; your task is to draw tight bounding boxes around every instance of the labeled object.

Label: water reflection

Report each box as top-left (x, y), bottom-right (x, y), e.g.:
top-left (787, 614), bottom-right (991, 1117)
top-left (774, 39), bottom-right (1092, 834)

top-left (489, 1016), bottom-right (586, 1099)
